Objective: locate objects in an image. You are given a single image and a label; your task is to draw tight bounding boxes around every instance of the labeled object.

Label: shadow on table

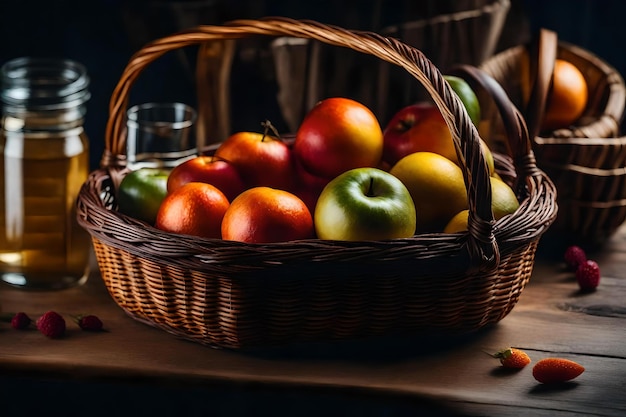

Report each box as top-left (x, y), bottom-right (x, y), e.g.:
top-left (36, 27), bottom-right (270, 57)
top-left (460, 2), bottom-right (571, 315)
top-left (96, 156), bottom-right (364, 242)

top-left (0, 373), bottom-right (475, 417)
top-left (230, 325), bottom-right (496, 363)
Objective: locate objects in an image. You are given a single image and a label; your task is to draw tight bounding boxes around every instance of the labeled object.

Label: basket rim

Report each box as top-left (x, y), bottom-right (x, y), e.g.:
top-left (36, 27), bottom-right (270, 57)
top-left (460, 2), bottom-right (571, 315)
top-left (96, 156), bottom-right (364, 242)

top-left (78, 154), bottom-right (557, 273)
top-left (480, 37), bottom-right (626, 140)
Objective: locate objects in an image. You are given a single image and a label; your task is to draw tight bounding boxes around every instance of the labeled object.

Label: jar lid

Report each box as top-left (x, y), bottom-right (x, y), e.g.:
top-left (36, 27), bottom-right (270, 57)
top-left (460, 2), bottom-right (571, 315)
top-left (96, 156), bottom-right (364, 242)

top-left (0, 57), bottom-right (90, 110)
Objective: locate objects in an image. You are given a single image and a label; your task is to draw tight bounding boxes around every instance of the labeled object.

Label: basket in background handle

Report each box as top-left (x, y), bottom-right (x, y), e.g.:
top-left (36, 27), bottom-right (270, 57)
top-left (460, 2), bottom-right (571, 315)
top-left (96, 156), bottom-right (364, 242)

top-left (523, 28), bottom-right (558, 141)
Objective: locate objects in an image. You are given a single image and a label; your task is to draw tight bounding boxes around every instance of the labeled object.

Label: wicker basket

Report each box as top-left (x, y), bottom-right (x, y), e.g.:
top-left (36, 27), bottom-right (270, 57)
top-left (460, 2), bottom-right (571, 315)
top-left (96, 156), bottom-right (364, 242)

top-left (76, 17), bottom-right (557, 350)
top-left (256, 0), bottom-right (512, 133)
top-left (374, 0), bottom-right (512, 121)
top-left (479, 29), bottom-right (626, 248)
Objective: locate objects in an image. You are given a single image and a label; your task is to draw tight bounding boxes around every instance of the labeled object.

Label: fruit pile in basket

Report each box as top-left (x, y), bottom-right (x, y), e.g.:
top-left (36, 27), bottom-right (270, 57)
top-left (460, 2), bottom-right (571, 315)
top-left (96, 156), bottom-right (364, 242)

top-left (117, 76), bottom-right (519, 243)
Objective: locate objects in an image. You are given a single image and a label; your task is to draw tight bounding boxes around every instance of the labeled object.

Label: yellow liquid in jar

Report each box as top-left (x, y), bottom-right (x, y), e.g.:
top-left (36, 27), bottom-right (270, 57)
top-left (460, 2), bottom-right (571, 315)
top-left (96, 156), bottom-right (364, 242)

top-left (0, 128), bottom-right (91, 290)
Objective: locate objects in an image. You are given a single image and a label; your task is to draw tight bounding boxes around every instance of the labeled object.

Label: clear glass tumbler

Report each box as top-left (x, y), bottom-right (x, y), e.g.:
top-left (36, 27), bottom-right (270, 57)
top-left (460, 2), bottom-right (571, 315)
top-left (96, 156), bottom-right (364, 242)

top-left (126, 102), bottom-right (197, 170)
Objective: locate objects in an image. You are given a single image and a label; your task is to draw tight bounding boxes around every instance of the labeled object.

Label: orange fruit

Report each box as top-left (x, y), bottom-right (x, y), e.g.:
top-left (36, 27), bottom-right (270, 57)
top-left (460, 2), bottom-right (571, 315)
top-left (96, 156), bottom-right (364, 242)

top-left (389, 151), bottom-right (468, 232)
top-left (541, 59), bottom-right (588, 131)
top-left (221, 187), bottom-right (314, 243)
top-left (155, 182), bottom-right (230, 239)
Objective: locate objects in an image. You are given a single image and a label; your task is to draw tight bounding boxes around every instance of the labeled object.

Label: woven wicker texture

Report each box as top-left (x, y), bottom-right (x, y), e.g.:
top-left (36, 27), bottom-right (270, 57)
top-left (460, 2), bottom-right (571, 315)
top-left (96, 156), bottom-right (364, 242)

top-left (480, 34), bottom-right (625, 140)
top-left (375, 0), bottom-right (511, 121)
top-left (381, 0), bottom-right (510, 71)
top-left (77, 17), bottom-right (557, 349)
top-left (480, 31), bottom-right (626, 247)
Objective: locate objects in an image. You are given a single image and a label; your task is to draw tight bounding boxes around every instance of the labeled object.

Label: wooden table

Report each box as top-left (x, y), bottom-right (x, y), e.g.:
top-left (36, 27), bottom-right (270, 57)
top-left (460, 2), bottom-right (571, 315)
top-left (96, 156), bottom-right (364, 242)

top-left (1, 227), bottom-right (625, 417)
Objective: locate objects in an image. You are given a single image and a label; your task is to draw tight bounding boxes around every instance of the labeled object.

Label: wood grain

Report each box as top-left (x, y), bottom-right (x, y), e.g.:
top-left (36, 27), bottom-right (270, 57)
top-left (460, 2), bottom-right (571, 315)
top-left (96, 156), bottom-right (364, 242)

top-left (1, 226), bottom-right (625, 416)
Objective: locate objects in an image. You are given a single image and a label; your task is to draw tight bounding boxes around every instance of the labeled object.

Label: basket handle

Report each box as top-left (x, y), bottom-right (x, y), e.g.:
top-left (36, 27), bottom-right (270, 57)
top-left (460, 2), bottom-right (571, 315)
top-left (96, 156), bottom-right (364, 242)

top-left (102, 17), bottom-right (498, 264)
top-left (524, 28), bottom-right (558, 140)
top-left (448, 64), bottom-right (542, 191)
top-left (195, 40), bottom-right (236, 149)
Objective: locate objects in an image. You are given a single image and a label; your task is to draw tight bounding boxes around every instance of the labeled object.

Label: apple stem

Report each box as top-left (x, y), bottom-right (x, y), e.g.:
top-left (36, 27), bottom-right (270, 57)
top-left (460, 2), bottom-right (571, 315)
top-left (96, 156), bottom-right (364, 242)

top-left (260, 119), bottom-right (281, 142)
top-left (398, 119), bottom-right (413, 132)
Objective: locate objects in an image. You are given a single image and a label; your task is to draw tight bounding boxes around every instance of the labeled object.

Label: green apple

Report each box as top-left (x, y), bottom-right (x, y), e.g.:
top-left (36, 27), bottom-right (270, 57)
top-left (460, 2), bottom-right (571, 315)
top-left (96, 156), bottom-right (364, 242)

top-left (117, 168), bottom-right (169, 225)
top-left (314, 167), bottom-right (416, 241)
top-left (444, 75), bottom-right (481, 127)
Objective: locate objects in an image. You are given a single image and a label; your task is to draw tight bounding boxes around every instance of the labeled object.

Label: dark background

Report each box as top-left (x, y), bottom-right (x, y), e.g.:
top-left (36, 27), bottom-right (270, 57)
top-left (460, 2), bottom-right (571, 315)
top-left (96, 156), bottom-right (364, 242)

top-left (1, 1), bottom-right (625, 415)
top-left (2, 0), bottom-right (625, 170)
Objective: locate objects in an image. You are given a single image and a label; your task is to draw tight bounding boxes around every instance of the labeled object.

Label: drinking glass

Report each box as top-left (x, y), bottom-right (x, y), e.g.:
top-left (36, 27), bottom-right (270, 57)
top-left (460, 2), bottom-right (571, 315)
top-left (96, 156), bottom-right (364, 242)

top-left (126, 102), bottom-right (198, 169)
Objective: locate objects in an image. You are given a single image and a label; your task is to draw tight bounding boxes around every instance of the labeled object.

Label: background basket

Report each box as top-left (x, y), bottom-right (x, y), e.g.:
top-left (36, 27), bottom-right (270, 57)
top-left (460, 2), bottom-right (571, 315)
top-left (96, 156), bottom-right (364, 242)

top-left (375, 0), bottom-right (511, 122)
top-left (77, 17), bottom-right (557, 350)
top-left (379, 0), bottom-right (510, 71)
top-left (195, 0), bottom-right (512, 142)
top-left (479, 30), bottom-right (626, 249)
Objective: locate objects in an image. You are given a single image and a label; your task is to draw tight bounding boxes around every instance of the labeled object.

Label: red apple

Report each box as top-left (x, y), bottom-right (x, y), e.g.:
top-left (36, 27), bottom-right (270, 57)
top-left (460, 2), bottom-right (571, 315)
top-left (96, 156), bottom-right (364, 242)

top-left (293, 97), bottom-right (383, 179)
top-left (382, 102), bottom-right (457, 167)
top-left (292, 158), bottom-right (332, 214)
top-left (383, 102), bottom-right (495, 174)
top-left (214, 123), bottom-right (296, 191)
top-left (167, 155), bottom-right (246, 201)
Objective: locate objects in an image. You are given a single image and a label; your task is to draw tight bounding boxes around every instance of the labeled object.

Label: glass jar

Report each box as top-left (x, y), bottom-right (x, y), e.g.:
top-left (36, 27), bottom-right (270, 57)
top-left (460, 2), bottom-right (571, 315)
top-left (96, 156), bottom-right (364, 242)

top-left (0, 57), bottom-right (91, 290)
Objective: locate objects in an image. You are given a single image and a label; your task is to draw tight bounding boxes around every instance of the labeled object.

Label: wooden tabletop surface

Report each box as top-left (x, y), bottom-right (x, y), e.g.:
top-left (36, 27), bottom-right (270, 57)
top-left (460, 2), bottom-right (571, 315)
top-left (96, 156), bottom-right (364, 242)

top-left (1, 226), bottom-right (625, 416)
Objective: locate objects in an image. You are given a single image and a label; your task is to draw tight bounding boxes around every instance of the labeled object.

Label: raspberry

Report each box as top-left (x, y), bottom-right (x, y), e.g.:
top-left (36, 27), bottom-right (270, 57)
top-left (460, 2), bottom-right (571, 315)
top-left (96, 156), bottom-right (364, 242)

top-left (11, 312), bottom-right (32, 330)
top-left (564, 245), bottom-right (587, 271)
top-left (36, 311), bottom-right (66, 338)
top-left (75, 314), bottom-right (104, 331)
top-left (576, 259), bottom-right (601, 292)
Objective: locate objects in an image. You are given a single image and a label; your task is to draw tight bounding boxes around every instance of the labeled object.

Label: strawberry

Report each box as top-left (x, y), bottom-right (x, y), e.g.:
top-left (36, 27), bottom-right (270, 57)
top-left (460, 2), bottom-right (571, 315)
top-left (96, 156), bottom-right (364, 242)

top-left (532, 358), bottom-right (585, 384)
top-left (36, 311), bottom-right (66, 338)
top-left (576, 259), bottom-right (601, 292)
top-left (492, 347), bottom-right (531, 369)
top-left (564, 245), bottom-right (587, 271)
top-left (11, 312), bottom-right (32, 330)
top-left (73, 314), bottom-right (104, 331)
